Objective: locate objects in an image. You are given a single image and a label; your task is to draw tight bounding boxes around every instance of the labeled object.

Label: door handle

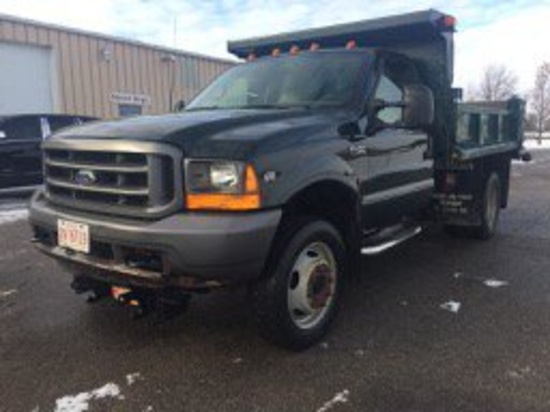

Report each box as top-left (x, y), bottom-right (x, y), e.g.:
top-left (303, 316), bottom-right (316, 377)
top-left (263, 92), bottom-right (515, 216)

top-left (348, 145), bottom-right (367, 157)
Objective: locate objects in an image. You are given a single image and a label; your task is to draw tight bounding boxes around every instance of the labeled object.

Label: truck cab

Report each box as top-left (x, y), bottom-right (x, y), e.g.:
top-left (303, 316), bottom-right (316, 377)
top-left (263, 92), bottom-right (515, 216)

top-left (29, 10), bottom-right (525, 350)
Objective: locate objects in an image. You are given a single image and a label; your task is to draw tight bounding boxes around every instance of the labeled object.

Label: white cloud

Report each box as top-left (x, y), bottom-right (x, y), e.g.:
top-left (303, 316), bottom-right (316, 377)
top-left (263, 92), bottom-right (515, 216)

top-left (454, 3), bottom-right (550, 93)
top-left (0, 0), bottom-right (548, 94)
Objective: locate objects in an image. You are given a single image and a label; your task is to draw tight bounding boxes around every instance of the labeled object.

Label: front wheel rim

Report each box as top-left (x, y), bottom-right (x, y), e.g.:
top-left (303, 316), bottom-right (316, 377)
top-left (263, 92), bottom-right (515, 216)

top-left (287, 241), bottom-right (338, 330)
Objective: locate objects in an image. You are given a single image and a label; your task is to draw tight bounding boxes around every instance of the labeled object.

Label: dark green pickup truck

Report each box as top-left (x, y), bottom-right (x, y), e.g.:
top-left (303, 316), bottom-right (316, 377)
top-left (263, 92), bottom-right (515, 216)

top-left (29, 10), bottom-right (527, 350)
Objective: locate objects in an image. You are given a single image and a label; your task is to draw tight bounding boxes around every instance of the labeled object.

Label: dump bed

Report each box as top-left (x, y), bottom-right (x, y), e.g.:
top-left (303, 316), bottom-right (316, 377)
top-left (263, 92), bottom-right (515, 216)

top-left (452, 97), bottom-right (525, 162)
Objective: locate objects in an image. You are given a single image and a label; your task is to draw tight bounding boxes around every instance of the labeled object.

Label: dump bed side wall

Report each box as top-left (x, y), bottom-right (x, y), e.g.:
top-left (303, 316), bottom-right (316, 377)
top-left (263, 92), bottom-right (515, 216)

top-left (434, 98), bottom-right (525, 224)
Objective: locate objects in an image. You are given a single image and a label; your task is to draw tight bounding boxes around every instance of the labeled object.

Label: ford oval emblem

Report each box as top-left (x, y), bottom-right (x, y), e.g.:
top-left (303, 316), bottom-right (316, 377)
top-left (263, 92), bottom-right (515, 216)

top-left (74, 170), bottom-right (97, 186)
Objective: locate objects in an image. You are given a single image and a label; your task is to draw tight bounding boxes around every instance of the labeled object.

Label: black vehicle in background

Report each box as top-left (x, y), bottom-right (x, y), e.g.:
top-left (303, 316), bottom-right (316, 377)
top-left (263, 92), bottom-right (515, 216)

top-left (0, 114), bottom-right (96, 189)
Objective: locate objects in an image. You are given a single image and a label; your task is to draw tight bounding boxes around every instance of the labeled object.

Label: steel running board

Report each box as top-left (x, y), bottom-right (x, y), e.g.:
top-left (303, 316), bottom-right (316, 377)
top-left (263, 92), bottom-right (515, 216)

top-left (361, 226), bottom-right (422, 256)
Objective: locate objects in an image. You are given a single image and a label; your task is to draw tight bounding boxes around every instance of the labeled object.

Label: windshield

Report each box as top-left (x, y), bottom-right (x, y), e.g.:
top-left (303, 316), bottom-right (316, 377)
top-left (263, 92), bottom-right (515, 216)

top-left (187, 52), bottom-right (368, 110)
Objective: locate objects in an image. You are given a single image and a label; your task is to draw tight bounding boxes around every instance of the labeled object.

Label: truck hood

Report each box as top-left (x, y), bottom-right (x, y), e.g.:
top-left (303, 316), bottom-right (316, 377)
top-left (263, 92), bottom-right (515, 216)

top-left (51, 109), bottom-right (349, 159)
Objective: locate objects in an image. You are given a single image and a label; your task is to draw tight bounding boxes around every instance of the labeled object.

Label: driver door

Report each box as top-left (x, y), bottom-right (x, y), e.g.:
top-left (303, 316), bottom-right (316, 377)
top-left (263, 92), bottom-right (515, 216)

top-left (361, 55), bottom-right (434, 229)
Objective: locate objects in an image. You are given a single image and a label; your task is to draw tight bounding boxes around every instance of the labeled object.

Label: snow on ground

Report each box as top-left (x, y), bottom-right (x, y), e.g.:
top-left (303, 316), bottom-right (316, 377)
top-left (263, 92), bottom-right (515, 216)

top-left (440, 301), bottom-right (461, 314)
top-left (453, 271), bottom-right (509, 289)
top-left (125, 372), bottom-right (142, 386)
top-left (483, 279), bottom-right (509, 288)
top-left (0, 289), bottom-right (17, 298)
top-left (316, 390), bottom-right (350, 412)
top-left (54, 383), bottom-right (122, 412)
top-left (523, 139), bottom-right (550, 150)
top-left (0, 208), bottom-right (28, 225)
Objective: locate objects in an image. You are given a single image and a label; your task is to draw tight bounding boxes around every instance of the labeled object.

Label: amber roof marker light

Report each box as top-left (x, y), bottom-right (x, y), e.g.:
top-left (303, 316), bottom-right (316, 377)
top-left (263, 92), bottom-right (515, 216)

top-left (438, 14), bottom-right (457, 31)
top-left (309, 42), bottom-right (320, 51)
top-left (346, 40), bottom-right (357, 49)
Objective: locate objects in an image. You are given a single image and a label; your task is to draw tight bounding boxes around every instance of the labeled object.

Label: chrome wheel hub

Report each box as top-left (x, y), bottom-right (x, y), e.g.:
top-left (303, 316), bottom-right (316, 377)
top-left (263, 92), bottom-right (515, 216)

top-left (287, 242), bottom-right (337, 330)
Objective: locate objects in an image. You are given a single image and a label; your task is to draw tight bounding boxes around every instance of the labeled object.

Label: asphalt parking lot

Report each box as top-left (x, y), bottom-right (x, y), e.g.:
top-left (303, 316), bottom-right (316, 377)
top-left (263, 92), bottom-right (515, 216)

top-left (2, 148), bottom-right (550, 412)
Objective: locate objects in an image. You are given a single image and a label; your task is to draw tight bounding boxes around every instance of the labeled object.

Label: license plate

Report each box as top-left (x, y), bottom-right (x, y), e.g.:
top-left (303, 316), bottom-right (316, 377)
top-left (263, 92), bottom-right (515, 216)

top-left (58, 219), bottom-right (90, 253)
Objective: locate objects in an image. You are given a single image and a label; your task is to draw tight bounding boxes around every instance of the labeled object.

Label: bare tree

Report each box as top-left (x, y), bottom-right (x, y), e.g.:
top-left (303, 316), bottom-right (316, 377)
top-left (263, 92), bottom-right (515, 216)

top-left (531, 62), bottom-right (550, 139)
top-left (477, 64), bottom-right (518, 101)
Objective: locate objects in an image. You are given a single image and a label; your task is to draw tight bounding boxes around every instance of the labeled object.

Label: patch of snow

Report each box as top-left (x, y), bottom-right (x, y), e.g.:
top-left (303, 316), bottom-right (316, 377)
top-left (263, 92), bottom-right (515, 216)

top-left (54, 383), bottom-right (121, 412)
top-left (440, 301), bottom-right (461, 314)
top-left (317, 390), bottom-right (350, 412)
top-left (0, 209), bottom-right (28, 225)
top-left (523, 139), bottom-right (550, 150)
top-left (354, 349), bottom-right (365, 357)
top-left (506, 366), bottom-right (532, 379)
top-left (232, 358), bottom-right (243, 364)
top-left (512, 159), bottom-right (535, 166)
top-left (0, 202), bottom-right (27, 211)
top-left (90, 383), bottom-right (120, 399)
top-left (125, 373), bottom-right (141, 386)
top-left (453, 272), bottom-right (463, 279)
top-left (0, 289), bottom-right (17, 298)
top-left (143, 406), bottom-right (154, 412)
top-left (319, 342), bottom-right (329, 350)
top-left (483, 279), bottom-right (509, 288)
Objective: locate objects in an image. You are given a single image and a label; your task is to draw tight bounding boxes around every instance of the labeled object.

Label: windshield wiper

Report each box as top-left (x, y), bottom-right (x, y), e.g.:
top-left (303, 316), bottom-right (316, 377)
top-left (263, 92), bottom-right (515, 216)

top-left (185, 106), bottom-right (222, 112)
top-left (186, 103), bottom-right (314, 111)
top-left (230, 104), bottom-right (291, 110)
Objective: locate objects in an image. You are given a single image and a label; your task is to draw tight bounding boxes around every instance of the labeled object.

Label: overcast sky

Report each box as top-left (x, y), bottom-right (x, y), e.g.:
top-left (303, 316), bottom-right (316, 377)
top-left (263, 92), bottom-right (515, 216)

top-left (1, 0), bottom-right (549, 95)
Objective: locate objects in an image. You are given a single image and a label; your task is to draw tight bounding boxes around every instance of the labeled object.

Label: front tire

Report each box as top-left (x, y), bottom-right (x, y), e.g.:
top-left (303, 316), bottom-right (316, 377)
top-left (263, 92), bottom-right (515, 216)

top-left (250, 218), bottom-right (346, 351)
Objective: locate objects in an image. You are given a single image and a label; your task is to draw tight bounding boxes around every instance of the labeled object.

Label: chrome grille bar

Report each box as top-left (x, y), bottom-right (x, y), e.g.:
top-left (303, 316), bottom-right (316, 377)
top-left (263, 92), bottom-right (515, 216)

top-left (42, 139), bottom-right (182, 218)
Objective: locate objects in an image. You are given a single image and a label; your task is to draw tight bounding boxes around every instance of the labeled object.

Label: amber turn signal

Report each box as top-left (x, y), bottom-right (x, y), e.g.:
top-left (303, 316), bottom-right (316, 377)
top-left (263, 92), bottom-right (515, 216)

top-left (186, 165), bottom-right (261, 211)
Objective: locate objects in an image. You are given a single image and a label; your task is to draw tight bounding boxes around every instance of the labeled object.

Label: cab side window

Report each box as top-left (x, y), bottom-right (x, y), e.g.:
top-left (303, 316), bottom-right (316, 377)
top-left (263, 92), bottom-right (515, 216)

top-left (374, 57), bottom-right (420, 126)
top-left (375, 75), bottom-right (403, 124)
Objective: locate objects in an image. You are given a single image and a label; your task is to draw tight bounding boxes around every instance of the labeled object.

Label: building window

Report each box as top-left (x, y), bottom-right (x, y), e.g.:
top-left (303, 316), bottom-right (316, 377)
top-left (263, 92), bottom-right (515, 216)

top-left (118, 104), bottom-right (142, 117)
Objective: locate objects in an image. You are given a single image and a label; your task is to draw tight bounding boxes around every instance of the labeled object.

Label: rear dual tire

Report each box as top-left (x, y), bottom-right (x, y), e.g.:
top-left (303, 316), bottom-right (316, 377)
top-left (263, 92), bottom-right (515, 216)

top-left (474, 173), bottom-right (501, 239)
top-left (444, 172), bottom-right (501, 240)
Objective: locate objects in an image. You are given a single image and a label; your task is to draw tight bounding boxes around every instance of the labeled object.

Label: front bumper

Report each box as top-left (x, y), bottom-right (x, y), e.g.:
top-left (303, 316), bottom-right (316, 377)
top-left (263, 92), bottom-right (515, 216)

top-left (29, 190), bottom-right (281, 289)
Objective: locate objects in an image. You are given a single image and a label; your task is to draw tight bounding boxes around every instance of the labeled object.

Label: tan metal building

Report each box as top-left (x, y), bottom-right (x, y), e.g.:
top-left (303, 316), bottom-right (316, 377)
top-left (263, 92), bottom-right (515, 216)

top-left (0, 14), bottom-right (234, 119)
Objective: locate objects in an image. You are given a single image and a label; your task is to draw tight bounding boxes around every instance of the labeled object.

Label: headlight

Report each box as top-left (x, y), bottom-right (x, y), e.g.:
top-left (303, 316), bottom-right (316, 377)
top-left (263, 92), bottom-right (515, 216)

top-left (186, 160), bottom-right (243, 194)
top-left (185, 160), bottom-right (260, 211)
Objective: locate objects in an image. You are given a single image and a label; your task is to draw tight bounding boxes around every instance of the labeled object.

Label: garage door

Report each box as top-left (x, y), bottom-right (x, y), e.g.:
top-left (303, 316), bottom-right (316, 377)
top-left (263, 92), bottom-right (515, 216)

top-left (0, 42), bottom-right (56, 114)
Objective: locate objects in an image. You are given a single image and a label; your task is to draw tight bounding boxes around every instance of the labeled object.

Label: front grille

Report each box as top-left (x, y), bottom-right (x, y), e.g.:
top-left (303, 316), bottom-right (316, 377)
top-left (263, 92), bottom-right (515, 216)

top-left (43, 140), bottom-right (181, 217)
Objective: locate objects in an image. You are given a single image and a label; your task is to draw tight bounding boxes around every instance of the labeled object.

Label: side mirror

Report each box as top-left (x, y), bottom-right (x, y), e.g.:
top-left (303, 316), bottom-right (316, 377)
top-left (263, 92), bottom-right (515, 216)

top-left (403, 84), bottom-right (434, 129)
top-left (0, 131), bottom-right (6, 139)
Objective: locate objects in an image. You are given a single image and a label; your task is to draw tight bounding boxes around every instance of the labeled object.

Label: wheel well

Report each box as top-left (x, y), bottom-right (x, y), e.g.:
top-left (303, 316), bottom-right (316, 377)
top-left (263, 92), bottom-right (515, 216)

top-left (282, 181), bottom-right (360, 249)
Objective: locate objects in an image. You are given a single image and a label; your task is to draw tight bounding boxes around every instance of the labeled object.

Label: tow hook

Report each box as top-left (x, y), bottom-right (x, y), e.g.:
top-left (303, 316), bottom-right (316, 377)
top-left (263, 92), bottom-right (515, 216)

top-left (111, 286), bottom-right (191, 320)
top-left (71, 276), bottom-right (110, 303)
top-left (112, 287), bottom-right (153, 319)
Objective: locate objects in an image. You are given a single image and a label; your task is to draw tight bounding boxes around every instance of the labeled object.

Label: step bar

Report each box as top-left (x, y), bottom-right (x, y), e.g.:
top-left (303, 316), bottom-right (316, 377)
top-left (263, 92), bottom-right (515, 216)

top-left (361, 226), bottom-right (422, 256)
